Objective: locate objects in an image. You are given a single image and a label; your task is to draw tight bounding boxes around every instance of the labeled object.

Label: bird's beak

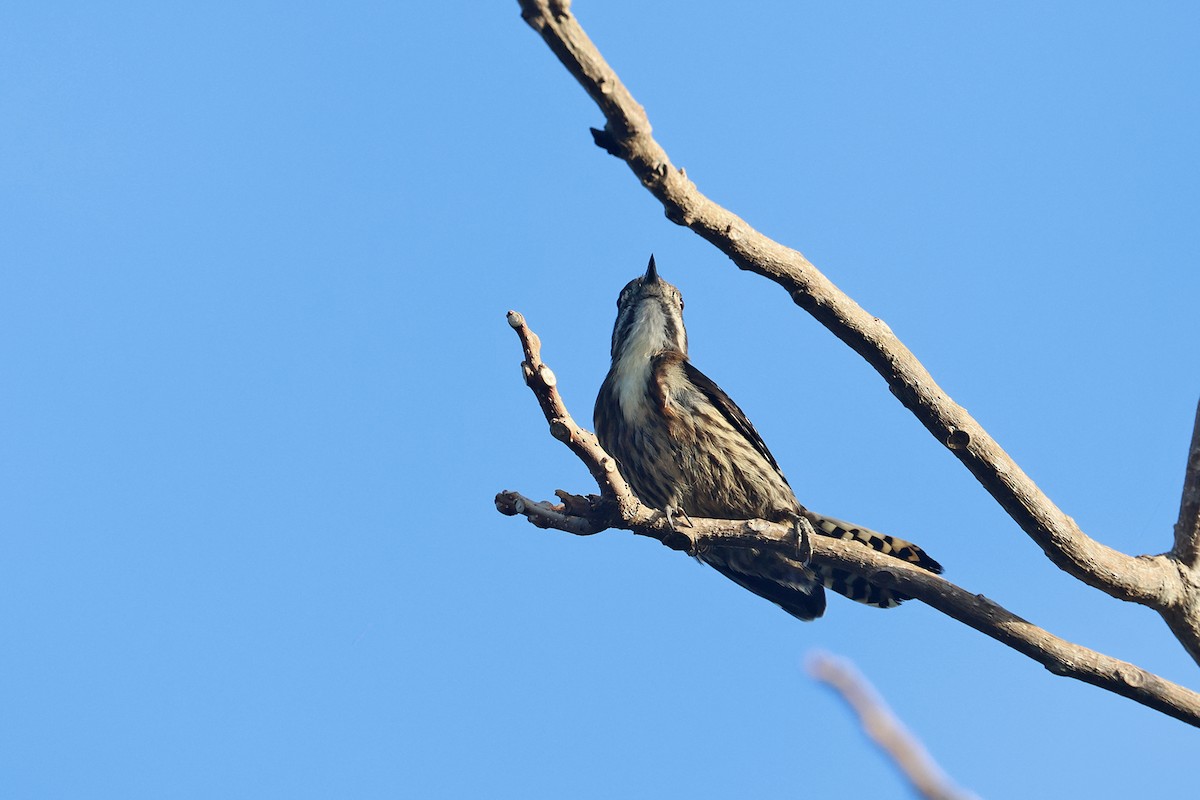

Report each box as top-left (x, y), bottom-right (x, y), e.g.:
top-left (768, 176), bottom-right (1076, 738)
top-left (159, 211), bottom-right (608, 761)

top-left (644, 254), bottom-right (658, 283)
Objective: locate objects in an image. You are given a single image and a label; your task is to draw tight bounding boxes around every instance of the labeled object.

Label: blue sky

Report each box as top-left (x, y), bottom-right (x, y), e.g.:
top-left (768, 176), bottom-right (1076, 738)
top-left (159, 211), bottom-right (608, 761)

top-left (3, 1), bottom-right (1199, 797)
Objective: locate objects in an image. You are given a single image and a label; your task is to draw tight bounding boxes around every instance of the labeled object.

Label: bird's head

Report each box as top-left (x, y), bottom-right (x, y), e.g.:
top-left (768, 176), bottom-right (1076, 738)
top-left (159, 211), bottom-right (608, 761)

top-left (610, 255), bottom-right (688, 361)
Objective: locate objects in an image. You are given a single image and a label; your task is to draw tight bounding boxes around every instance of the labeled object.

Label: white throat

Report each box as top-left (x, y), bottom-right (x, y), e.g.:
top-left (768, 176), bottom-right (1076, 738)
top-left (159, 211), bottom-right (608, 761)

top-left (612, 303), bottom-right (669, 421)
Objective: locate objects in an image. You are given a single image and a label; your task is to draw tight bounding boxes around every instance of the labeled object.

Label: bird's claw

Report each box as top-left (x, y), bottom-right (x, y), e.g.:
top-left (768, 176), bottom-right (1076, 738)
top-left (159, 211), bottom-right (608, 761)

top-left (664, 506), bottom-right (704, 555)
top-left (664, 506), bottom-right (695, 530)
top-left (792, 514), bottom-right (813, 565)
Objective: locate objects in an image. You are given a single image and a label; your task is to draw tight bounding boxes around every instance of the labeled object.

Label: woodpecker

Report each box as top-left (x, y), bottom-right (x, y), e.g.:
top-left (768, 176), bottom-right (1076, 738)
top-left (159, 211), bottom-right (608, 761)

top-left (594, 256), bottom-right (942, 620)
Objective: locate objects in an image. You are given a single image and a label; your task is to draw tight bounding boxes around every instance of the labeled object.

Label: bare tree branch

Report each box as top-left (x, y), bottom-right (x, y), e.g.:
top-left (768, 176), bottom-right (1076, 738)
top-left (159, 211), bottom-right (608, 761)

top-left (506, 311), bottom-right (633, 507)
top-left (1173, 398), bottom-right (1200, 568)
top-left (496, 312), bottom-right (1200, 727)
top-left (808, 652), bottom-right (977, 800)
top-left (515, 0), bottom-right (1200, 658)
top-left (1162, 399), bottom-right (1200, 663)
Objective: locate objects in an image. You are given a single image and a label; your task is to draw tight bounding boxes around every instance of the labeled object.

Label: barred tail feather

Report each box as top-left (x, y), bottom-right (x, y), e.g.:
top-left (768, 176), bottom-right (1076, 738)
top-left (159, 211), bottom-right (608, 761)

top-left (696, 517), bottom-right (942, 620)
top-left (808, 513), bottom-right (942, 608)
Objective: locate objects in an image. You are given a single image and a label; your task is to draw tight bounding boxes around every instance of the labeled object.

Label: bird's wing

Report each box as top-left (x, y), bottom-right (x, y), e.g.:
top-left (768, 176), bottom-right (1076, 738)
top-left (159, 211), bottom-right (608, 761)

top-left (680, 359), bottom-right (790, 485)
top-left (593, 368), bottom-right (616, 450)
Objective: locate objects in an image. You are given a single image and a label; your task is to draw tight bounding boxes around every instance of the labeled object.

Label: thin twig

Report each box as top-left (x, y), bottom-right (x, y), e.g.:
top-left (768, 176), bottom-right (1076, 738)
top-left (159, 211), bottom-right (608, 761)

top-left (809, 652), bottom-right (977, 800)
top-left (496, 311), bottom-right (1200, 727)
top-left (515, 0), bottom-right (1184, 615)
top-left (507, 310), bottom-right (633, 507)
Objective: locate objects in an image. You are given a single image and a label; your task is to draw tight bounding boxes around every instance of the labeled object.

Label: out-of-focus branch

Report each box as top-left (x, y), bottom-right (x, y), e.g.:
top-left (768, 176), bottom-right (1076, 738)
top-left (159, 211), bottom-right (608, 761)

top-left (496, 312), bottom-right (1200, 727)
top-left (515, 0), bottom-right (1200, 662)
top-left (808, 652), bottom-right (977, 800)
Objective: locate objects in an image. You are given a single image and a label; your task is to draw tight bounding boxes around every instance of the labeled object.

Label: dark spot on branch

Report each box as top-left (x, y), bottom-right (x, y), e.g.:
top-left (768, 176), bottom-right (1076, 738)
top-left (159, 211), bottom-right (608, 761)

top-left (1120, 667), bottom-right (1145, 688)
top-left (946, 428), bottom-right (971, 450)
top-left (790, 289), bottom-right (814, 310)
top-left (550, 418), bottom-right (572, 442)
top-left (589, 126), bottom-right (622, 156)
top-left (661, 529), bottom-right (695, 552)
top-left (664, 205), bottom-right (689, 226)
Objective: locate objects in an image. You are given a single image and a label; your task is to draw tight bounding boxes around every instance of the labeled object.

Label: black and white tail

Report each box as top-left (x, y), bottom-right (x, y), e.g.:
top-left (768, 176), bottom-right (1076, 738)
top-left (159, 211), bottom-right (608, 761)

top-left (699, 514), bottom-right (942, 621)
top-left (807, 514), bottom-right (942, 609)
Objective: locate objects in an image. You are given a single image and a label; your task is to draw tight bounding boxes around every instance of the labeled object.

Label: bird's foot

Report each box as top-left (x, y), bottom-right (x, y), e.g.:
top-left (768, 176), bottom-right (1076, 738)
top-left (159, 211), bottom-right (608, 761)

top-left (664, 506), bottom-right (703, 555)
top-left (789, 513), bottom-right (814, 565)
top-left (664, 505), bottom-right (694, 530)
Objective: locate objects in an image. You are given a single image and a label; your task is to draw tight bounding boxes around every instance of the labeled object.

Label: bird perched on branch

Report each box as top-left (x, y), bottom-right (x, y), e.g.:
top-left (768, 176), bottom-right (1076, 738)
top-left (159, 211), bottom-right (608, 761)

top-left (594, 256), bottom-right (942, 620)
